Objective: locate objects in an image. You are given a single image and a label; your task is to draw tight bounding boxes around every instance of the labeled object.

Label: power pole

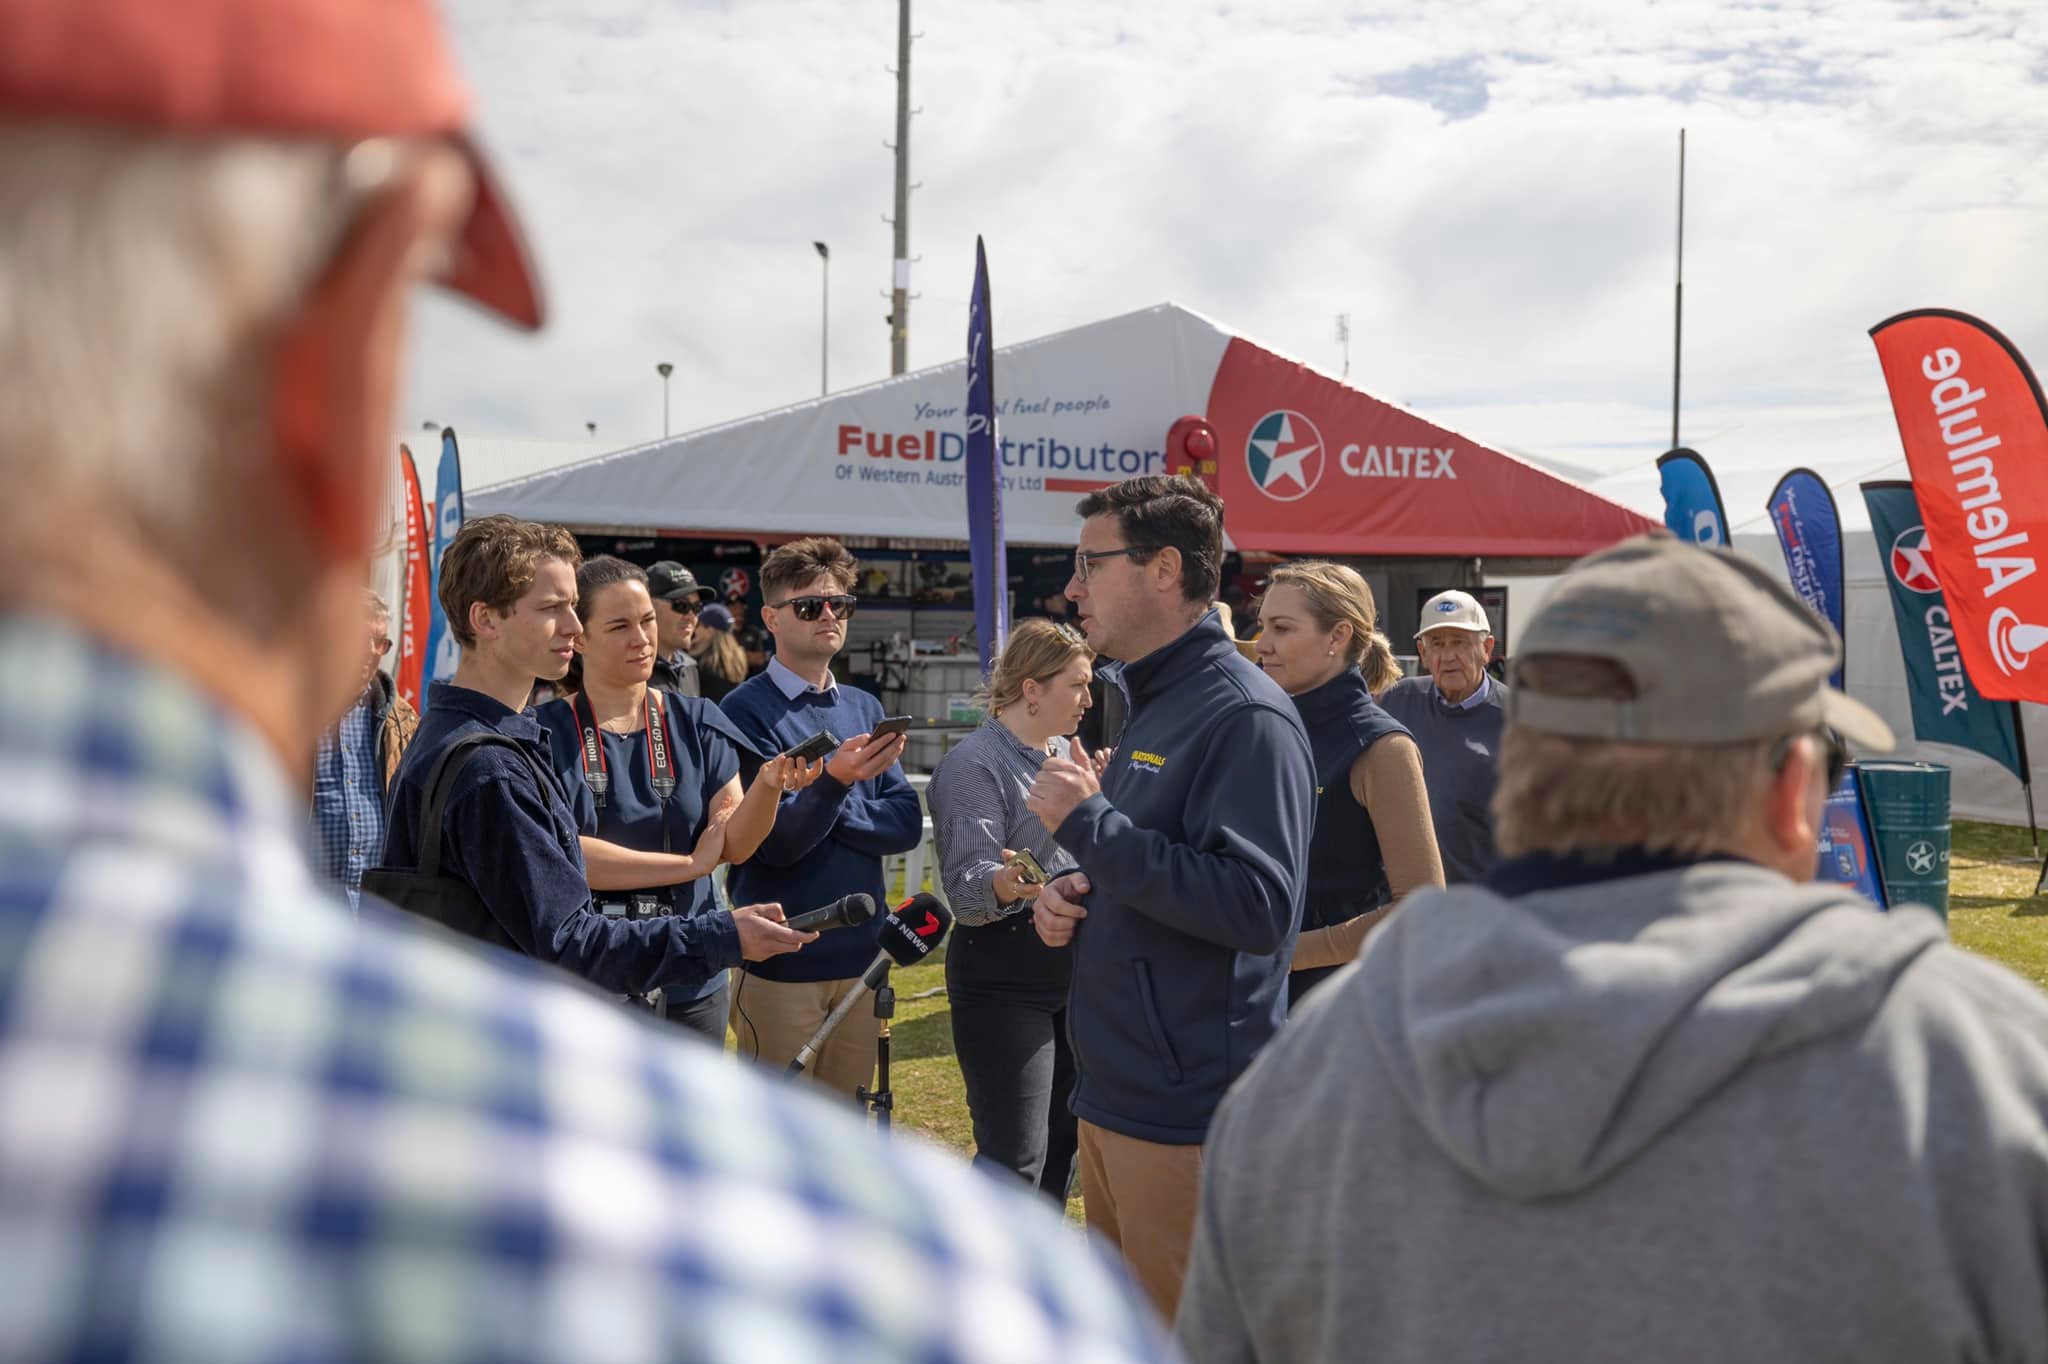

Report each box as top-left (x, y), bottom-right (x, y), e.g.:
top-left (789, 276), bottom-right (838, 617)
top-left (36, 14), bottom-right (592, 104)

top-left (1672, 128), bottom-right (1685, 450)
top-left (888, 0), bottom-right (912, 375)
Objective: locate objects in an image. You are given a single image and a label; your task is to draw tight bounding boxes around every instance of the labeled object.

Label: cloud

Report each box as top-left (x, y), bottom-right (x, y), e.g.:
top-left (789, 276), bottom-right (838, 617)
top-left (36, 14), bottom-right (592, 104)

top-left (1373, 55), bottom-right (1491, 119)
top-left (411, 0), bottom-right (2048, 516)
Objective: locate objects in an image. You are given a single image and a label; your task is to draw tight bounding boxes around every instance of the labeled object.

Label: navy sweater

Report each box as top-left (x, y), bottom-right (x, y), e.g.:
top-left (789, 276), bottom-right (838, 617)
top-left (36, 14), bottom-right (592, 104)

top-left (719, 668), bottom-right (924, 982)
top-left (381, 684), bottom-right (741, 994)
top-left (1057, 612), bottom-right (1315, 1145)
top-left (1379, 676), bottom-right (1508, 884)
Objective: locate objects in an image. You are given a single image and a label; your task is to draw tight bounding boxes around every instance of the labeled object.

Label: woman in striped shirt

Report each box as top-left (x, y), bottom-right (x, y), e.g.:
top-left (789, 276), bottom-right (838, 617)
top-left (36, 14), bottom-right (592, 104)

top-left (929, 620), bottom-right (1095, 1202)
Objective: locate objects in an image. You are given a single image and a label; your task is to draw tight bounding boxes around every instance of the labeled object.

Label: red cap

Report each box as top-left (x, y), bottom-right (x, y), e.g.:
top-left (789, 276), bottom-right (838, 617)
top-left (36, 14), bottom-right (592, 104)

top-left (0, 0), bottom-right (542, 329)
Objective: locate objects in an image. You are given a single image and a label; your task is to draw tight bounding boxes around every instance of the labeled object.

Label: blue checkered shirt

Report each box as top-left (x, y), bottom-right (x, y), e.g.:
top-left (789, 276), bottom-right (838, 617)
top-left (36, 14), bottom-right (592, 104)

top-left (312, 690), bottom-right (383, 909)
top-left (0, 616), bottom-right (1178, 1363)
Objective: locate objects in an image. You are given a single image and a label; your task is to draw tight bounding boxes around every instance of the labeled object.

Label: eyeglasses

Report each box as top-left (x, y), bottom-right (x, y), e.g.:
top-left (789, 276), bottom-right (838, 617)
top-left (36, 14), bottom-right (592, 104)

top-left (666, 600), bottom-right (701, 617)
top-left (773, 594), bottom-right (858, 622)
top-left (1773, 727), bottom-right (1848, 789)
top-left (372, 636), bottom-right (393, 656)
top-left (1073, 546), bottom-right (1152, 583)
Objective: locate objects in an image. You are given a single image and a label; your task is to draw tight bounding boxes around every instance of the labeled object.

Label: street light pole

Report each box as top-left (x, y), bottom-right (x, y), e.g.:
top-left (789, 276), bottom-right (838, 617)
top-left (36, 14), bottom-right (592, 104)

top-left (814, 241), bottom-right (830, 395)
top-left (656, 362), bottom-right (673, 438)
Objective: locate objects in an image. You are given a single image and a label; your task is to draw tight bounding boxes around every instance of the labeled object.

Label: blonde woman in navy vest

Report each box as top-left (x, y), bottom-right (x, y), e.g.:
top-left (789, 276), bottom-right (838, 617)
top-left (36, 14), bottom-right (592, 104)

top-left (1255, 562), bottom-right (1444, 1007)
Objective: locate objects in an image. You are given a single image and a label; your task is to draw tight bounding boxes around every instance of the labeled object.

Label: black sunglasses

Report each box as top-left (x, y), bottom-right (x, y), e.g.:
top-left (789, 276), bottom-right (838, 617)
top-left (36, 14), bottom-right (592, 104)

top-left (664, 599), bottom-right (701, 616)
top-left (1774, 727), bottom-right (1848, 789)
top-left (773, 594), bottom-right (858, 623)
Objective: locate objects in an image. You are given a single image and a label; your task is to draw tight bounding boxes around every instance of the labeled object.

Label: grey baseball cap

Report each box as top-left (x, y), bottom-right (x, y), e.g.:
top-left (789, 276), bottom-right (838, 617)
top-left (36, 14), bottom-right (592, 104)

top-left (1508, 533), bottom-right (1894, 749)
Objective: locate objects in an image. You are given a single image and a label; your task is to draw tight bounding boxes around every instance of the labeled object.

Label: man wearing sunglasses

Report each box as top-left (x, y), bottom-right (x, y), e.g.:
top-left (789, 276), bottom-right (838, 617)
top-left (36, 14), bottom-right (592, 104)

top-left (1181, 535), bottom-right (2048, 1363)
top-left (646, 559), bottom-right (715, 697)
top-left (312, 588), bottom-right (419, 909)
top-left (720, 536), bottom-right (924, 1097)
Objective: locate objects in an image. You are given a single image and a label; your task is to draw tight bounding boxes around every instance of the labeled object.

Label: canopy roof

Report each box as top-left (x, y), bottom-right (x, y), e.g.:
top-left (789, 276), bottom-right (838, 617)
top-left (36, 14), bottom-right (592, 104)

top-left (473, 304), bottom-right (1654, 557)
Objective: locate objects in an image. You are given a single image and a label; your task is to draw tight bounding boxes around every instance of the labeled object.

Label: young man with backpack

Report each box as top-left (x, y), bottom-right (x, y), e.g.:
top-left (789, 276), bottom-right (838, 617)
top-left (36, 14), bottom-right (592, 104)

top-left (378, 515), bottom-right (812, 993)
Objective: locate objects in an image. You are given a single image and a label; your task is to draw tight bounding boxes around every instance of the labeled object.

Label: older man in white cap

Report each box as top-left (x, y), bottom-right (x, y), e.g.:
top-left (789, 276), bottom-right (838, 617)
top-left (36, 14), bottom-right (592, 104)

top-left (1181, 534), bottom-right (2048, 1364)
top-left (1379, 588), bottom-right (1508, 882)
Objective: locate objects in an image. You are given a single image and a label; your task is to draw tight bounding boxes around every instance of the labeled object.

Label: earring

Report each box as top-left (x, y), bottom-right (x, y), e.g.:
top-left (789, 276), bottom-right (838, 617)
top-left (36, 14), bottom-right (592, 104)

top-left (1027, 700), bottom-right (1040, 716)
top-left (1326, 647), bottom-right (1335, 657)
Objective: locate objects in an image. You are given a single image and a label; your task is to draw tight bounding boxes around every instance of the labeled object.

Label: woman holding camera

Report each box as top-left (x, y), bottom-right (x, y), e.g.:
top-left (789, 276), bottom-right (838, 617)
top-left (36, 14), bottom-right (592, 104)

top-left (540, 556), bottom-right (822, 1042)
top-left (928, 620), bottom-right (1095, 1202)
top-left (1254, 561), bottom-right (1443, 1007)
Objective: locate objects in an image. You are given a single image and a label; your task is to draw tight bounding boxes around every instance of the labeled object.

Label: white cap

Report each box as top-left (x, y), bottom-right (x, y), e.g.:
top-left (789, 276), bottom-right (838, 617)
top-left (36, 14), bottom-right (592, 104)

top-left (1416, 590), bottom-right (1492, 637)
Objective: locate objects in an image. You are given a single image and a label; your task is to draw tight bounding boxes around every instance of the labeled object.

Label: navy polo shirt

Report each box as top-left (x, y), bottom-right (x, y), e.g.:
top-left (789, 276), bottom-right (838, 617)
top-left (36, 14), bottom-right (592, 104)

top-left (537, 691), bottom-right (752, 999)
top-left (380, 682), bottom-right (741, 996)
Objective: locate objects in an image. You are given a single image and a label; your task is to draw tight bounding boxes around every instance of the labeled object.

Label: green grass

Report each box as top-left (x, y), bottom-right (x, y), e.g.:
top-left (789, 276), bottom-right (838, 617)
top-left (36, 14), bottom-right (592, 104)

top-left (1946, 819), bottom-right (2048, 989)
top-left (861, 819), bottom-right (2048, 1219)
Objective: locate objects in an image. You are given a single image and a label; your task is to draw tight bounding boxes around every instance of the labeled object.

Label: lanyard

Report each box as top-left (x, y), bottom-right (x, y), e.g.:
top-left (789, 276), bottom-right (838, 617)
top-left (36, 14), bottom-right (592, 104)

top-left (573, 689), bottom-right (681, 850)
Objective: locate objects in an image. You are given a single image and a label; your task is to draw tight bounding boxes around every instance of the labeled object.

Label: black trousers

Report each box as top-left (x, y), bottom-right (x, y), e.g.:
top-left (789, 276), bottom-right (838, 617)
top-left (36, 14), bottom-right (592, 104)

top-left (1288, 963), bottom-right (1340, 1011)
top-left (946, 917), bottom-right (1077, 1204)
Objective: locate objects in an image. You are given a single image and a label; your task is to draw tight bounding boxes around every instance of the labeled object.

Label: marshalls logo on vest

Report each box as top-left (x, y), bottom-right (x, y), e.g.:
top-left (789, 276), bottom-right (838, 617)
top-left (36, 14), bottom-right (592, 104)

top-left (1919, 346), bottom-right (2047, 674)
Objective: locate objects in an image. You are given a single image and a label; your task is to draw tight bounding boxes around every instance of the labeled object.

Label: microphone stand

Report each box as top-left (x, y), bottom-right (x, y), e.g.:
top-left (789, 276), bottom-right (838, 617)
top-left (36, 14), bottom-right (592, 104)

top-left (857, 967), bottom-right (895, 1129)
top-left (783, 950), bottom-right (900, 1129)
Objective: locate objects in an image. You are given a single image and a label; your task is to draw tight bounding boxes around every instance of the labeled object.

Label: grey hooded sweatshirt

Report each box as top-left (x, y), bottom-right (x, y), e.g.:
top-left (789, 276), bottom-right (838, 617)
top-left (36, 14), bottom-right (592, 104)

top-left (1177, 858), bottom-right (2048, 1363)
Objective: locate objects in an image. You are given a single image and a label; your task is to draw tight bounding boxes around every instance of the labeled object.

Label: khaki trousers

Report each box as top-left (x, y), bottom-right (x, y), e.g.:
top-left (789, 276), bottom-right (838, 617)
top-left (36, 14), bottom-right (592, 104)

top-left (726, 969), bottom-right (880, 1101)
top-left (1077, 1119), bottom-right (1204, 1322)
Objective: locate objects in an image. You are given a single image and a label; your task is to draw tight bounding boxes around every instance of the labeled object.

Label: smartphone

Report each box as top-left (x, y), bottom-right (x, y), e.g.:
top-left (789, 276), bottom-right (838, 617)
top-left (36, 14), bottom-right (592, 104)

top-left (782, 730), bottom-right (838, 763)
top-left (869, 714), bottom-right (915, 741)
top-left (1007, 849), bottom-right (1049, 885)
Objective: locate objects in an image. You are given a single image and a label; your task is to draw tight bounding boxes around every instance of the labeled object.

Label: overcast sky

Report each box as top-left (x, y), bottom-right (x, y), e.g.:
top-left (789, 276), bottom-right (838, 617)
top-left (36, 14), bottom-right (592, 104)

top-left (409, 0), bottom-right (2048, 528)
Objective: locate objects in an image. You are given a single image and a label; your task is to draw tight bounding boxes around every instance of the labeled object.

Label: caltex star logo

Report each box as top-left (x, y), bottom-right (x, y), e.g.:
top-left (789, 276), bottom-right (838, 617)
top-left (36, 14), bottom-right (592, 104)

top-left (1905, 840), bottom-right (1937, 875)
top-left (1889, 527), bottom-right (1941, 595)
top-left (1245, 410), bottom-right (1325, 502)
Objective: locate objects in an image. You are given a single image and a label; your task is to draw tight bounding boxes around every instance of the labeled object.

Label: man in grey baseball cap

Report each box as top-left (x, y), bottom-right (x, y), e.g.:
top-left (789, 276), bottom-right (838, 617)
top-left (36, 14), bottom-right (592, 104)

top-left (1379, 588), bottom-right (1509, 882)
top-left (1182, 534), bottom-right (2048, 1363)
top-left (646, 560), bottom-right (715, 696)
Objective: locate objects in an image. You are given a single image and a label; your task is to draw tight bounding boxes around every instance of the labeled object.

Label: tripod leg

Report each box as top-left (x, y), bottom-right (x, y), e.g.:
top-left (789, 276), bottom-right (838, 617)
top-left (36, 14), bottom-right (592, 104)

top-left (873, 1031), bottom-right (893, 1130)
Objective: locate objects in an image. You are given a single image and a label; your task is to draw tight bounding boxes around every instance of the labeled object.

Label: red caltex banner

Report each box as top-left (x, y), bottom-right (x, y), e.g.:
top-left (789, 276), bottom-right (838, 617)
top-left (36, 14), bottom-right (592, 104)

top-left (396, 443), bottom-right (430, 711)
top-left (1871, 309), bottom-right (2048, 700)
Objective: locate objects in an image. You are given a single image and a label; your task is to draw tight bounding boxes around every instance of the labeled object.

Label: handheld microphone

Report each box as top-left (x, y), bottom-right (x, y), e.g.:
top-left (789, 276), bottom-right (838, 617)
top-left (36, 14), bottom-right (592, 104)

top-left (787, 894), bottom-right (953, 1077)
top-left (783, 892), bottom-right (875, 935)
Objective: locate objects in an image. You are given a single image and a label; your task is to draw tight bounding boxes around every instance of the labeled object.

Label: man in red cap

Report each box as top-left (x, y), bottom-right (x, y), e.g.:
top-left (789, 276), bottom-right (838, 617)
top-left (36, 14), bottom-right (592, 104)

top-left (0, 3), bottom-right (1174, 1360)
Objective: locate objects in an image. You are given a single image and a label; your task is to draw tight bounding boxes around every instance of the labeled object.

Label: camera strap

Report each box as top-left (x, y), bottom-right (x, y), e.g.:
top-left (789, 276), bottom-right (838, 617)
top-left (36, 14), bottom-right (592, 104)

top-left (572, 691), bottom-right (611, 811)
top-left (645, 689), bottom-right (678, 854)
top-left (574, 689), bottom-right (681, 851)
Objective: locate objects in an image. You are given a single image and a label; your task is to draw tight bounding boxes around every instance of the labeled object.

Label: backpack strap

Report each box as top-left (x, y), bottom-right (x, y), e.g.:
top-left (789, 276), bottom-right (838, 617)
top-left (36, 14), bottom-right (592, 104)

top-left (413, 732), bottom-right (547, 877)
